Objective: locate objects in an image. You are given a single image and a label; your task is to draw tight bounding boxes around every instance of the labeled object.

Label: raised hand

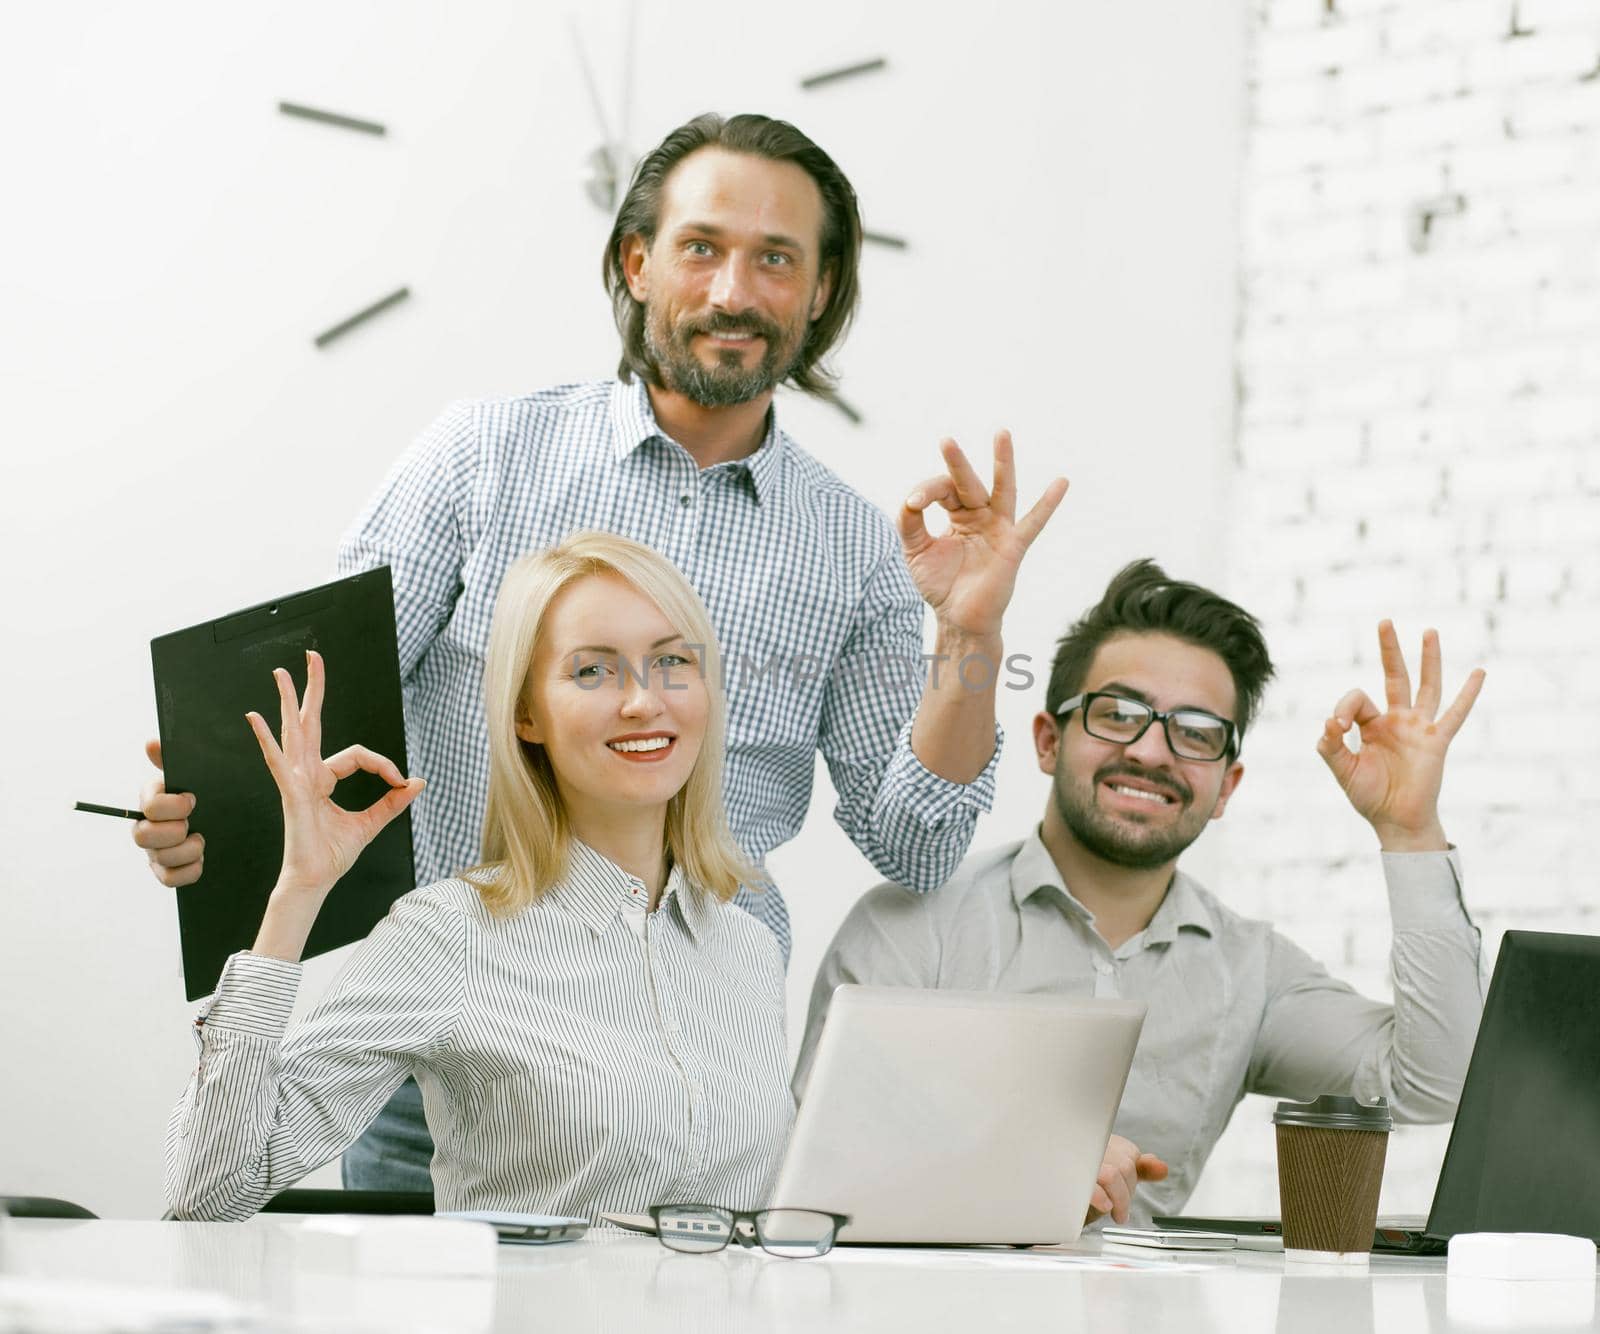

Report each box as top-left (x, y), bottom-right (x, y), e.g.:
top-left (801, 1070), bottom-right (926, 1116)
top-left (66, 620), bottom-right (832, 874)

top-left (1315, 621), bottom-right (1485, 852)
top-left (898, 431), bottom-right (1067, 641)
top-left (247, 650), bottom-right (424, 900)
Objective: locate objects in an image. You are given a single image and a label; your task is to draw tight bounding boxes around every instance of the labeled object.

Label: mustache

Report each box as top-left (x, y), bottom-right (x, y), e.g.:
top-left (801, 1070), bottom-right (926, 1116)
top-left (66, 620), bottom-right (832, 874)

top-left (686, 312), bottom-right (782, 341)
top-left (1094, 763), bottom-right (1192, 805)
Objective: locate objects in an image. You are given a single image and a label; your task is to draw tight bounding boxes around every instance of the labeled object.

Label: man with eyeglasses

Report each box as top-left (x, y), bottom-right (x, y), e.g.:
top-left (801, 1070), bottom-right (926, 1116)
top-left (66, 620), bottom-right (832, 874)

top-left (795, 560), bottom-right (1487, 1227)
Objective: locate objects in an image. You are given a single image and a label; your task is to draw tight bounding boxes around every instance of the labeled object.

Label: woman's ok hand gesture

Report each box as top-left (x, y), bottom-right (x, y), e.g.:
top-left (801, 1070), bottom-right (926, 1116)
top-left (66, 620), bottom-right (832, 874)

top-left (247, 650), bottom-right (424, 903)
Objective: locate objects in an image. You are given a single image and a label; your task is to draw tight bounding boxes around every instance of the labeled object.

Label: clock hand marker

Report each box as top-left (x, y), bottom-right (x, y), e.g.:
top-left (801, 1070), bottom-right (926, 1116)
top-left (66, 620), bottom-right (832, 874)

top-left (863, 231), bottom-right (909, 250)
top-left (567, 17), bottom-right (616, 146)
top-left (568, 16), bottom-right (625, 211)
top-left (819, 391), bottom-right (863, 426)
top-left (278, 101), bottom-right (387, 137)
top-left (618, 0), bottom-right (637, 154)
top-left (800, 57), bottom-right (887, 90)
top-left (314, 287), bottom-right (411, 349)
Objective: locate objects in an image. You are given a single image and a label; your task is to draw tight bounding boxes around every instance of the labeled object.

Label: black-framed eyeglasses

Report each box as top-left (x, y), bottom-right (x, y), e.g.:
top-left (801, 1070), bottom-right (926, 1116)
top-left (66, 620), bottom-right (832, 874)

top-left (1055, 692), bottom-right (1239, 762)
top-left (649, 1203), bottom-right (851, 1259)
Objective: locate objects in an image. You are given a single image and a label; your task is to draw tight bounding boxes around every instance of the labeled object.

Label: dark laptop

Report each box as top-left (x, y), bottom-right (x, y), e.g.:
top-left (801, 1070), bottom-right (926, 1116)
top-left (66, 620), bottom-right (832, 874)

top-left (1158, 930), bottom-right (1600, 1256)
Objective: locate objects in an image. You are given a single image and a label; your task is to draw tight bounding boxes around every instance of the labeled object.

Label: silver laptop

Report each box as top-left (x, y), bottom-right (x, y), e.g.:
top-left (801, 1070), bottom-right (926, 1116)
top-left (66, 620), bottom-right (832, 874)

top-left (770, 985), bottom-right (1146, 1246)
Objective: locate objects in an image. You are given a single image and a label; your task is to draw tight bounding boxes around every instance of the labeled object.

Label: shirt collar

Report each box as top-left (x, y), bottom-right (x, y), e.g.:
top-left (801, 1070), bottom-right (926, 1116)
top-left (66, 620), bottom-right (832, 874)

top-left (548, 838), bottom-right (710, 942)
top-left (1141, 871), bottom-right (1215, 944)
top-left (609, 377), bottom-right (659, 462)
top-left (608, 376), bottom-right (785, 507)
top-left (1008, 827), bottom-right (1215, 943)
top-left (1009, 828), bottom-right (1090, 923)
top-left (668, 869), bottom-right (720, 945)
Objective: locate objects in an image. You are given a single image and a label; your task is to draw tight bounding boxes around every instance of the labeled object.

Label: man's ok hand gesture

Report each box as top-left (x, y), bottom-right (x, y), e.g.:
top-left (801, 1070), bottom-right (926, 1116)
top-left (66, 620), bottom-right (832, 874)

top-left (247, 650), bottom-right (424, 903)
top-left (898, 430), bottom-right (1068, 642)
top-left (1316, 621), bottom-right (1485, 853)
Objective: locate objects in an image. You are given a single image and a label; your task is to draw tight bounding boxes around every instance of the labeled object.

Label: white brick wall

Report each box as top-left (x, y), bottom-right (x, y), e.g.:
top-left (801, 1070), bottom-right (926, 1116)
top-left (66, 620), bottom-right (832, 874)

top-left (1188, 0), bottom-right (1600, 1219)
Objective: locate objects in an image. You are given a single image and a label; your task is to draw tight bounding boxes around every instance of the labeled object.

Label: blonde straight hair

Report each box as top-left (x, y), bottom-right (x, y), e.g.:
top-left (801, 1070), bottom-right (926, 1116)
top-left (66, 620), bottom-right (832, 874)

top-left (465, 531), bottom-right (758, 914)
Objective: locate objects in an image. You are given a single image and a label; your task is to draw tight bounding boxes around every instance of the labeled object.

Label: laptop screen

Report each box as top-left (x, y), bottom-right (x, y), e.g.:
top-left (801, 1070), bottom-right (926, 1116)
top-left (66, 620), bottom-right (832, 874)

top-left (1426, 929), bottom-right (1600, 1242)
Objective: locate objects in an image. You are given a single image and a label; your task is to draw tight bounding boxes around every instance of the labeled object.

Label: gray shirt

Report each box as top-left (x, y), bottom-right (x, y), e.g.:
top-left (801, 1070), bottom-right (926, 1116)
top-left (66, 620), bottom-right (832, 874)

top-left (795, 831), bottom-right (1484, 1225)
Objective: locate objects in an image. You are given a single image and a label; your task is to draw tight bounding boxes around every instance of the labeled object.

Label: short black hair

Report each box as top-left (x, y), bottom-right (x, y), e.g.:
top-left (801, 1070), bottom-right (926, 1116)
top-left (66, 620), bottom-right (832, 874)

top-left (1045, 560), bottom-right (1275, 747)
top-left (601, 112), bottom-right (863, 398)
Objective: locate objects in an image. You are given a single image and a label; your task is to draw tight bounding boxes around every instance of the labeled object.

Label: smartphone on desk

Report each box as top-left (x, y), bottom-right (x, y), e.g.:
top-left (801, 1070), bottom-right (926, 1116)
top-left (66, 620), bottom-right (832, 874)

top-left (438, 1211), bottom-right (589, 1244)
top-left (1102, 1226), bottom-right (1239, 1251)
top-left (1152, 1215), bottom-right (1285, 1251)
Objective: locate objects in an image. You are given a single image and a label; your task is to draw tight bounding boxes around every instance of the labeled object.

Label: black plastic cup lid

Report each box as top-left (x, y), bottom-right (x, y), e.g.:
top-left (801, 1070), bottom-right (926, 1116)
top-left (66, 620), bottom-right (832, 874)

top-left (1272, 1094), bottom-right (1393, 1132)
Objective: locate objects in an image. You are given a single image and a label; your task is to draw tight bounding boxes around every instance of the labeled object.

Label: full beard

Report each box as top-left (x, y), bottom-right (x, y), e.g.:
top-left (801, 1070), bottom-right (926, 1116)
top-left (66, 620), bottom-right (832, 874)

top-left (1052, 762), bottom-right (1211, 871)
top-left (644, 306), bottom-right (807, 408)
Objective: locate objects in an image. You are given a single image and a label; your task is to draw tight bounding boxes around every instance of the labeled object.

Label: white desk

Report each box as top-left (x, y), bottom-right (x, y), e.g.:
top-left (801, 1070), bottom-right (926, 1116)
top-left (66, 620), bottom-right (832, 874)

top-left (3, 1219), bottom-right (1596, 1333)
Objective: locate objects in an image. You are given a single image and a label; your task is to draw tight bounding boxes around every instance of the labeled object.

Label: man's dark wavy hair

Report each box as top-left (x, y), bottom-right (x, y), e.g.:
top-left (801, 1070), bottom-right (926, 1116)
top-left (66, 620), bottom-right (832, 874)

top-left (601, 112), bottom-right (863, 398)
top-left (1045, 560), bottom-right (1276, 749)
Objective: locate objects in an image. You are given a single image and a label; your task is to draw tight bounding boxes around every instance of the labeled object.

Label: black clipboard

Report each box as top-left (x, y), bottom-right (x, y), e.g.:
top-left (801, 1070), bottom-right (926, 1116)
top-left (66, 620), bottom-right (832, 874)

top-left (151, 567), bottom-right (415, 1000)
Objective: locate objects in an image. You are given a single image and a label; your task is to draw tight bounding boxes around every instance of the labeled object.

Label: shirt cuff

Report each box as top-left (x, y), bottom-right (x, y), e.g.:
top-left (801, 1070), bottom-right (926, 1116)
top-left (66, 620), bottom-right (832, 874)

top-left (881, 717), bottom-right (1004, 823)
top-left (197, 951), bottom-right (304, 1041)
top-left (1381, 847), bottom-right (1470, 932)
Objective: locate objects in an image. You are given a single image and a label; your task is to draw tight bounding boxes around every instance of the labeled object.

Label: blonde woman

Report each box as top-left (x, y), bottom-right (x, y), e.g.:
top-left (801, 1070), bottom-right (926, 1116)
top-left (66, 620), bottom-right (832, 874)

top-left (164, 532), bottom-right (792, 1221)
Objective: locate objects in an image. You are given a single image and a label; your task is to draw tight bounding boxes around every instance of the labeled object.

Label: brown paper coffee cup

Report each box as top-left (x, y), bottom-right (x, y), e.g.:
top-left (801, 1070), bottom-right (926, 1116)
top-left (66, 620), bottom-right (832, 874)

top-left (1273, 1095), bottom-right (1392, 1263)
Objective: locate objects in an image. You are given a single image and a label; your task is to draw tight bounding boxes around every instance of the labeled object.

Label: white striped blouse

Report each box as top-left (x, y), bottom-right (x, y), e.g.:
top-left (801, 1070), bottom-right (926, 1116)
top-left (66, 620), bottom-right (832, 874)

top-left (163, 842), bottom-right (795, 1221)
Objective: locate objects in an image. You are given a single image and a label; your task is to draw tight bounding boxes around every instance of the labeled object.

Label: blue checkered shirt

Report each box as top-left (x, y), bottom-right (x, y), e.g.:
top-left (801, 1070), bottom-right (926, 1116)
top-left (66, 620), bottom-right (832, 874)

top-left (337, 378), bottom-right (1000, 959)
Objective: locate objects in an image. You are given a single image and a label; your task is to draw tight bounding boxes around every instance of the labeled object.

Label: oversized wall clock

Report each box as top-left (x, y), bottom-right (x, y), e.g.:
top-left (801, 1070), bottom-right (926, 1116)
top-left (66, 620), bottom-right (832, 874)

top-left (279, 39), bottom-right (906, 427)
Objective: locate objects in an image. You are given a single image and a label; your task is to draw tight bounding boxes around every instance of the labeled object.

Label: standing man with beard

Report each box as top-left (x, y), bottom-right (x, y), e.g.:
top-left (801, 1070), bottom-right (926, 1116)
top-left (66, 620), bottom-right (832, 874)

top-left (796, 560), bottom-right (1488, 1226)
top-left (133, 112), bottom-right (1065, 1190)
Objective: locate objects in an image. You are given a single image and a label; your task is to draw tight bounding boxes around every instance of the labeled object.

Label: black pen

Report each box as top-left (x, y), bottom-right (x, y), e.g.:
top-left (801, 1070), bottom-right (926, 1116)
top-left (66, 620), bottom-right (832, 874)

top-left (74, 801), bottom-right (145, 821)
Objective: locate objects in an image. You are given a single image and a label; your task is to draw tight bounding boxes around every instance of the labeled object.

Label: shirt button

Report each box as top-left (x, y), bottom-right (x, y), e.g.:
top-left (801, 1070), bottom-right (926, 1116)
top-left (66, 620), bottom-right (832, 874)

top-left (1094, 958), bottom-right (1113, 975)
top-left (679, 493), bottom-right (692, 506)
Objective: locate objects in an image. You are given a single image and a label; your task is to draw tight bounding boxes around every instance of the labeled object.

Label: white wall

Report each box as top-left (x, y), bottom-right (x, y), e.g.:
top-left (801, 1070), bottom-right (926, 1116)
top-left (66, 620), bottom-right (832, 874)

top-left (0, 1), bottom-right (1249, 1216)
top-left (1190, 0), bottom-right (1600, 1219)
